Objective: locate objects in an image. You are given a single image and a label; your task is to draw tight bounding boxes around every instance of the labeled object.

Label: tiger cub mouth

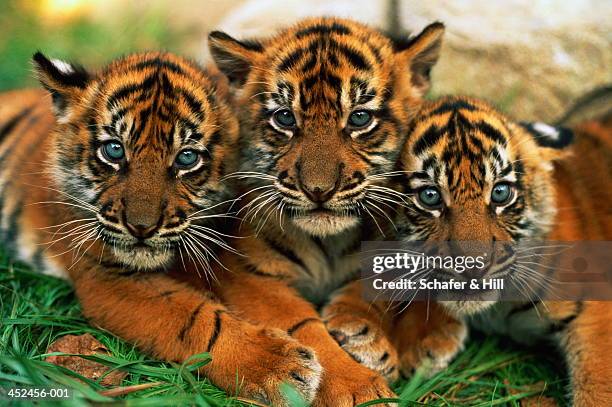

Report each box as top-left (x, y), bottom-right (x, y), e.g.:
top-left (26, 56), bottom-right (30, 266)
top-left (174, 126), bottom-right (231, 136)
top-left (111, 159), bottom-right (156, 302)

top-left (112, 243), bottom-right (174, 270)
top-left (290, 207), bottom-right (360, 237)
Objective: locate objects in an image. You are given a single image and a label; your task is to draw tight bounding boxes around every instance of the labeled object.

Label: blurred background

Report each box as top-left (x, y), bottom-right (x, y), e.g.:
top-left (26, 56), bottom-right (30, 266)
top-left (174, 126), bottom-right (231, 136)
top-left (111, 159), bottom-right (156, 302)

top-left (1, 0), bottom-right (610, 121)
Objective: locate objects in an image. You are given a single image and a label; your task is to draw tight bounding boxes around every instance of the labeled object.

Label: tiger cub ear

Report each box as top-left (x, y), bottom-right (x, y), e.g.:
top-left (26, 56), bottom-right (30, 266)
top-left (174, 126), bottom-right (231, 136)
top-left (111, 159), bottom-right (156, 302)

top-left (32, 52), bottom-right (91, 120)
top-left (393, 22), bottom-right (445, 97)
top-left (519, 121), bottom-right (575, 160)
top-left (208, 31), bottom-right (264, 87)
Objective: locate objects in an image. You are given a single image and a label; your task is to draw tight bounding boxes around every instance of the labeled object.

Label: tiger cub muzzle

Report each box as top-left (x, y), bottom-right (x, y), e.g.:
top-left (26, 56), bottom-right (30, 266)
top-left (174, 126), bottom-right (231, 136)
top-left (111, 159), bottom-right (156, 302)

top-left (275, 129), bottom-right (371, 237)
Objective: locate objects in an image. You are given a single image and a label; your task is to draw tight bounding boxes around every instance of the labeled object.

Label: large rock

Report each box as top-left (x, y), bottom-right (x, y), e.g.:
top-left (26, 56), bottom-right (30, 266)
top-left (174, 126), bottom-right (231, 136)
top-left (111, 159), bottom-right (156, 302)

top-left (399, 0), bottom-right (612, 120)
top-left (212, 0), bottom-right (612, 121)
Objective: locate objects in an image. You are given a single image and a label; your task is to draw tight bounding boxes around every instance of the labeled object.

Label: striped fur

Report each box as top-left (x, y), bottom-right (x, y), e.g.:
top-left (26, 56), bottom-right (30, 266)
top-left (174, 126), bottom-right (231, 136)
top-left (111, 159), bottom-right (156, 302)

top-left (207, 17), bottom-right (445, 405)
top-left (327, 95), bottom-right (612, 405)
top-left (0, 52), bottom-right (331, 404)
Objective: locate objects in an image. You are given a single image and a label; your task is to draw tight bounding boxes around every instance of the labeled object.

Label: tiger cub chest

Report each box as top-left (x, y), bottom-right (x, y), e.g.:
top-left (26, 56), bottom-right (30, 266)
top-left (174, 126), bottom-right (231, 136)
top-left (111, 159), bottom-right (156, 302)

top-left (289, 230), bottom-right (362, 306)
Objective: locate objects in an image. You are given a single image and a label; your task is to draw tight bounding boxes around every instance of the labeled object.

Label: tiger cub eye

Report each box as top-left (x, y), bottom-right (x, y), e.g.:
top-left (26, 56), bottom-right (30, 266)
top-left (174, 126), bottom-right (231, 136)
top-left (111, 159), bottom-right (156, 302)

top-left (418, 186), bottom-right (442, 208)
top-left (273, 109), bottom-right (297, 128)
top-left (175, 149), bottom-right (200, 169)
top-left (348, 110), bottom-right (372, 128)
top-left (491, 182), bottom-right (513, 204)
top-left (103, 141), bottom-right (124, 161)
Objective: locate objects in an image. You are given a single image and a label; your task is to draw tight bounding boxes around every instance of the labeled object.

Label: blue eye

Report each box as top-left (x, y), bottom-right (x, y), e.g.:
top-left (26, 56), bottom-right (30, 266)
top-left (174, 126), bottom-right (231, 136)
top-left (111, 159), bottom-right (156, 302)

top-left (175, 149), bottom-right (200, 169)
top-left (418, 187), bottom-right (442, 208)
top-left (273, 109), bottom-right (296, 128)
top-left (491, 182), bottom-right (513, 204)
top-left (103, 141), bottom-right (124, 161)
top-left (348, 110), bottom-right (372, 128)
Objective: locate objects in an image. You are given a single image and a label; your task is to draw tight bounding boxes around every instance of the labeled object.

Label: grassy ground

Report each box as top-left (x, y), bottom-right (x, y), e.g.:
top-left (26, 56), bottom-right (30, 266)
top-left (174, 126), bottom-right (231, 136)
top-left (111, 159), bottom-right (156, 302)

top-left (0, 250), bottom-right (569, 407)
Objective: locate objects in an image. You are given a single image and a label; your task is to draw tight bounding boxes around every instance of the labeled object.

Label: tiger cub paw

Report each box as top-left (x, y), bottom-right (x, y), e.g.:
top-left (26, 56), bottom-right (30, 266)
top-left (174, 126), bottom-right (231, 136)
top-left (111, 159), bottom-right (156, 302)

top-left (313, 364), bottom-right (398, 407)
top-left (326, 314), bottom-right (399, 383)
top-left (399, 319), bottom-right (467, 378)
top-left (239, 328), bottom-right (322, 405)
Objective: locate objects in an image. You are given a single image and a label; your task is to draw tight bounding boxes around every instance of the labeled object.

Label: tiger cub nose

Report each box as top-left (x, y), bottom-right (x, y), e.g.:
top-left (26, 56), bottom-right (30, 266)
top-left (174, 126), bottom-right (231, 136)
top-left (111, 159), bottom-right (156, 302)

top-left (302, 183), bottom-right (337, 203)
top-left (125, 221), bottom-right (159, 239)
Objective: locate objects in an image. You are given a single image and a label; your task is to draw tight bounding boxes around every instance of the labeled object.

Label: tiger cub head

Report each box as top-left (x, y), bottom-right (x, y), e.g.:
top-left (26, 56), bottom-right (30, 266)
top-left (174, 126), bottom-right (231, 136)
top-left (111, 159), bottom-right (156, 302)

top-left (208, 17), bottom-right (444, 237)
top-left (392, 96), bottom-right (574, 314)
top-left (33, 52), bottom-right (238, 271)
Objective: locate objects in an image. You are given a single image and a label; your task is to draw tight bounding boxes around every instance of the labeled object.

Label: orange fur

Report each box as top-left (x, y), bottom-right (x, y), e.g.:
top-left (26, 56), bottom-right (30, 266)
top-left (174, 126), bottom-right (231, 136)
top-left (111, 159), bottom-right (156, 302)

top-left (207, 17), bottom-right (445, 405)
top-left (0, 52), bottom-right (327, 405)
top-left (326, 95), bottom-right (612, 405)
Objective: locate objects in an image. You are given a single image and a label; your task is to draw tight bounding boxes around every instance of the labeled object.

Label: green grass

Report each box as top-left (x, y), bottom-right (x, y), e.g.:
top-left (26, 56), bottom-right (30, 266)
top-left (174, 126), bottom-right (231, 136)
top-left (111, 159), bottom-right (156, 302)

top-left (1, 252), bottom-right (570, 407)
top-left (0, 1), bottom-right (191, 92)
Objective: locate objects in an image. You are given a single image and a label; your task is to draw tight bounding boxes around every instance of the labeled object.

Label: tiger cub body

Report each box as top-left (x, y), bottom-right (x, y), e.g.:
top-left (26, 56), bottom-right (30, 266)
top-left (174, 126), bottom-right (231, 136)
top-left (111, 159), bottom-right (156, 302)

top-left (0, 52), bottom-right (330, 404)
top-left (326, 95), bottom-right (612, 405)
top-left (205, 17), bottom-right (445, 405)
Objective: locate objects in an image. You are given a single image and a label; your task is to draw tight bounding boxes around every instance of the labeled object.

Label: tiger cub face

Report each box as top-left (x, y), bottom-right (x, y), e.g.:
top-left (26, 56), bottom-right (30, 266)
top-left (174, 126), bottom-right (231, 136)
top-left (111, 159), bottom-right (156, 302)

top-left (34, 52), bottom-right (238, 270)
top-left (208, 17), bottom-right (445, 237)
top-left (393, 96), bottom-right (573, 314)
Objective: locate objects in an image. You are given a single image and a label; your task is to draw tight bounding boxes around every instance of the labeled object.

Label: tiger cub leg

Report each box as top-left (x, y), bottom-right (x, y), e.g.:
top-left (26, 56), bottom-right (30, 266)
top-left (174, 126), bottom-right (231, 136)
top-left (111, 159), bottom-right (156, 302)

top-left (72, 267), bottom-right (321, 405)
top-left (218, 273), bottom-right (396, 407)
top-left (543, 301), bottom-right (612, 406)
top-left (322, 281), bottom-right (400, 382)
top-left (392, 302), bottom-right (467, 377)
top-left (324, 286), bottom-right (467, 379)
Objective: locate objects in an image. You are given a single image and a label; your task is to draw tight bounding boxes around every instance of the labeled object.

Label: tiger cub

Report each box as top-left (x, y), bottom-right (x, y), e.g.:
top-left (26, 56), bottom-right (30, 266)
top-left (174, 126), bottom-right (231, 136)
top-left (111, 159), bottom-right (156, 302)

top-left (0, 52), bottom-right (328, 403)
top-left (325, 95), bottom-right (612, 405)
top-left (205, 17), bottom-right (444, 405)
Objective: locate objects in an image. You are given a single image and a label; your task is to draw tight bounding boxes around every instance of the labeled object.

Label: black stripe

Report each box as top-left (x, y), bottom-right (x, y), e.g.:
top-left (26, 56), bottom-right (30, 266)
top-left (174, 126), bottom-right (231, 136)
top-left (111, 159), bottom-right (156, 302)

top-left (2, 201), bottom-right (22, 253)
top-left (244, 263), bottom-right (287, 280)
top-left (429, 99), bottom-right (477, 117)
top-left (413, 125), bottom-right (443, 155)
top-left (0, 107), bottom-right (33, 144)
top-left (335, 43), bottom-right (370, 71)
top-left (177, 88), bottom-right (204, 121)
top-left (499, 164), bottom-right (513, 177)
top-left (178, 301), bottom-right (206, 341)
top-left (206, 309), bottom-right (224, 352)
top-left (295, 22), bottom-right (351, 38)
top-left (507, 302), bottom-right (537, 317)
top-left (548, 301), bottom-right (584, 334)
top-left (0, 113), bottom-right (41, 170)
top-left (264, 237), bottom-right (309, 274)
top-left (311, 236), bottom-right (332, 268)
top-left (278, 48), bottom-right (305, 72)
top-left (355, 122), bottom-right (381, 143)
top-left (287, 318), bottom-right (320, 335)
top-left (105, 74), bottom-right (157, 109)
top-left (131, 57), bottom-right (188, 76)
top-left (476, 121), bottom-right (507, 145)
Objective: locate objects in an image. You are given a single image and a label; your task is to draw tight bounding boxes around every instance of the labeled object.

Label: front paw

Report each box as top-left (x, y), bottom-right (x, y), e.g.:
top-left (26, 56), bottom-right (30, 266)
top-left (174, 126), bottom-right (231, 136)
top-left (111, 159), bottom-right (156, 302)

top-left (399, 318), bottom-right (467, 378)
top-left (313, 364), bottom-right (397, 407)
top-left (224, 328), bottom-right (322, 406)
top-left (326, 313), bottom-right (399, 383)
